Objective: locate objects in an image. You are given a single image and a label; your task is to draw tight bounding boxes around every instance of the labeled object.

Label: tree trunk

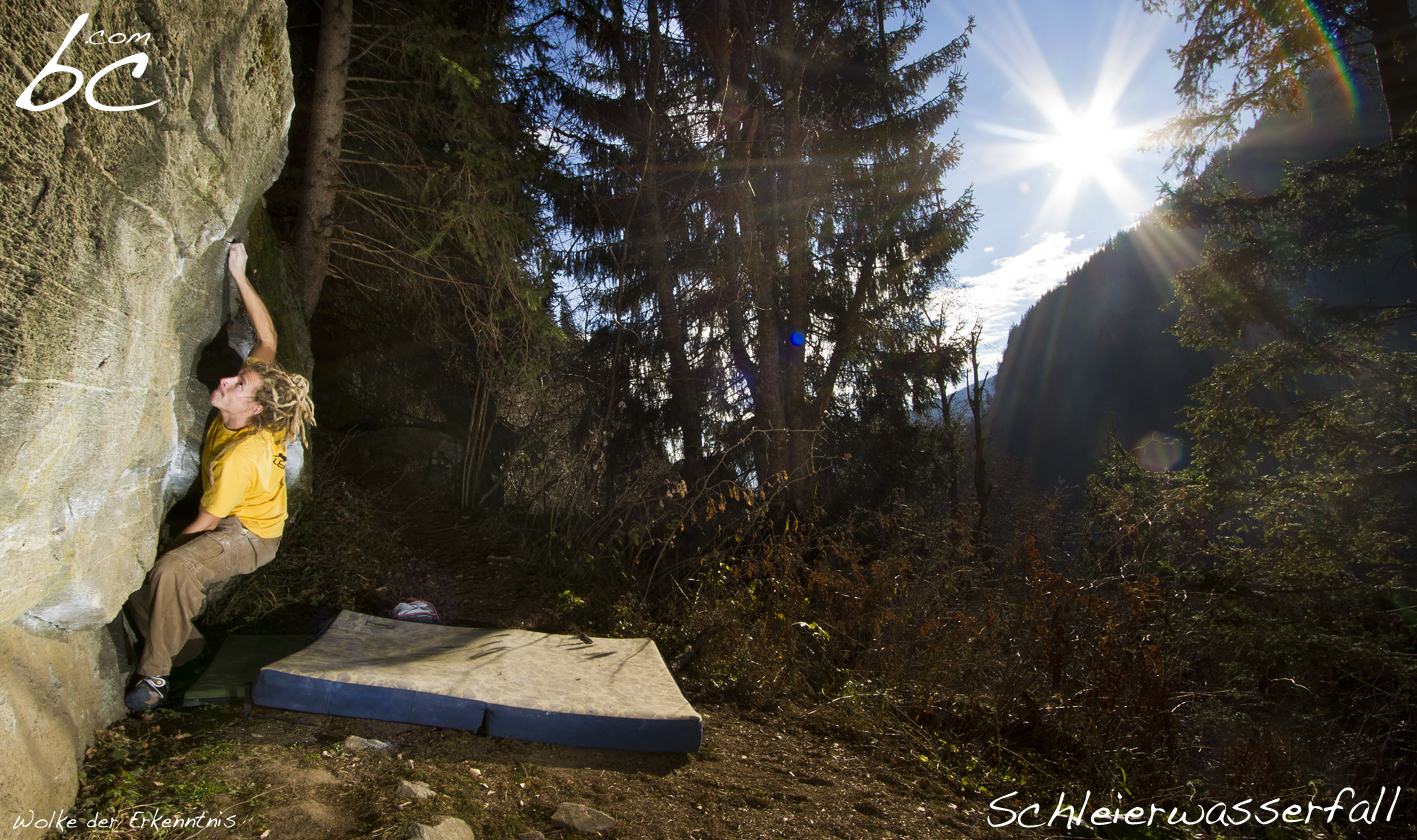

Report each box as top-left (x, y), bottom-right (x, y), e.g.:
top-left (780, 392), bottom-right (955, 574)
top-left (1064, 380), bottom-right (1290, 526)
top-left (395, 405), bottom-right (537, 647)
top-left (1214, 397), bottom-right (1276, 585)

top-left (740, 99), bottom-right (785, 487)
top-left (645, 0), bottom-right (705, 483)
top-left (779, 0), bottom-right (814, 514)
top-left (1369, 0), bottom-right (1417, 136)
top-left (295, 0), bottom-right (353, 317)
top-left (966, 327), bottom-right (991, 560)
top-left (1366, 0), bottom-right (1417, 264)
top-left (939, 384), bottom-right (963, 543)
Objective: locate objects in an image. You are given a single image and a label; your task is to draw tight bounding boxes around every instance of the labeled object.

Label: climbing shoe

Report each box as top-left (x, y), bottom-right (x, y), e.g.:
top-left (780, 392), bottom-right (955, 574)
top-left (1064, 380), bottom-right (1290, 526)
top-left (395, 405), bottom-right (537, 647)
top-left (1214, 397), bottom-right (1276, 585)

top-left (124, 675), bottom-right (168, 711)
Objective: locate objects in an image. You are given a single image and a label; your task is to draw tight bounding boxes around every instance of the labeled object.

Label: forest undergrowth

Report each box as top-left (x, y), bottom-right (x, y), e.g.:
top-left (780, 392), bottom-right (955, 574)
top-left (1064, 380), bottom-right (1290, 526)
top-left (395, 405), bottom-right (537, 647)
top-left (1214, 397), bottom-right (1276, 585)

top-left (525, 447), bottom-right (1417, 837)
top-left (164, 430), bottom-right (1417, 839)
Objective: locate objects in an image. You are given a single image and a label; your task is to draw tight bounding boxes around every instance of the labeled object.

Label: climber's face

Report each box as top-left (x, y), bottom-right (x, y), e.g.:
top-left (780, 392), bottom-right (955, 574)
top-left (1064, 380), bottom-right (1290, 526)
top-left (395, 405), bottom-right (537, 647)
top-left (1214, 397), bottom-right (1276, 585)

top-left (211, 368), bottom-right (264, 429)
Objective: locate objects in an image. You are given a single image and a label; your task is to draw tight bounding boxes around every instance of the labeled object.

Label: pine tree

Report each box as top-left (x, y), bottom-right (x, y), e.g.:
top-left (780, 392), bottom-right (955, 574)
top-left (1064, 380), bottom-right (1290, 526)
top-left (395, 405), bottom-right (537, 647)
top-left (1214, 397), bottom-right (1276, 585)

top-left (281, 0), bottom-right (556, 500)
top-left (1145, 0), bottom-right (1417, 171)
top-left (545, 0), bottom-right (975, 508)
top-left (546, 0), bottom-right (719, 495)
top-left (1145, 0), bottom-right (1417, 260)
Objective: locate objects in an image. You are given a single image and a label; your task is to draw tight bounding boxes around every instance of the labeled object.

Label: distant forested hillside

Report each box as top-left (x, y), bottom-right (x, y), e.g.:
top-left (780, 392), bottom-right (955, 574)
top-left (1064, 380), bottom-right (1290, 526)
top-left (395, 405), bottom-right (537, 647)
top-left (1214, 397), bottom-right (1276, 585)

top-left (989, 87), bottom-right (1392, 490)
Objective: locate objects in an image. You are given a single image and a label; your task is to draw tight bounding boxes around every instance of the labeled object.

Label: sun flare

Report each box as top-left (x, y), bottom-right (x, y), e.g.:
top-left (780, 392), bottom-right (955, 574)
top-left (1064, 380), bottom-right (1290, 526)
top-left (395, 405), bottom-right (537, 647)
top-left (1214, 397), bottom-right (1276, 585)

top-left (1040, 111), bottom-right (1141, 179)
top-left (970, 0), bottom-right (1169, 230)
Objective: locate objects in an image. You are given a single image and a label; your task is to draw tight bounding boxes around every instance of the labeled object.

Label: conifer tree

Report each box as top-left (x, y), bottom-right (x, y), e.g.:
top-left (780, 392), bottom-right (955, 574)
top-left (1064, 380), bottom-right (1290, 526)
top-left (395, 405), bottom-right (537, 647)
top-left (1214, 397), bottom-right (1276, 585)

top-left (1134, 1), bottom-right (1417, 576)
top-left (282, 0), bottom-right (555, 497)
top-left (547, 0), bottom-right (717, 492)
top-left (1145, 0), bottom-right (1417, 258)
top-left (545, 0), bottom-right (975, 507)
top-left (1144, 0), bottom-right (1417, 171)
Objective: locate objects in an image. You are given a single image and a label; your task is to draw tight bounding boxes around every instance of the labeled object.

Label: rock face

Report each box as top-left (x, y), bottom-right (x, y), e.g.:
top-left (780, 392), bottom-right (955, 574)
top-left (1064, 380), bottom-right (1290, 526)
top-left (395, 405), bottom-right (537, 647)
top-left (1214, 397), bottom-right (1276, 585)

top-left (0, 0), bottom-right (294, 830)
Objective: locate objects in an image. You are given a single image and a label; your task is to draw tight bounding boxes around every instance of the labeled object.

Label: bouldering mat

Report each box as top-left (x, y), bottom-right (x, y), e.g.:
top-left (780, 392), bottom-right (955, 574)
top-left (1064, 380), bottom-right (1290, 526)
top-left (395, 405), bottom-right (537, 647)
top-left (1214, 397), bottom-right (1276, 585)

top-left (252, 610), bottom-right (702, 752)
top-left (184, 635), bottom-right (310, 707)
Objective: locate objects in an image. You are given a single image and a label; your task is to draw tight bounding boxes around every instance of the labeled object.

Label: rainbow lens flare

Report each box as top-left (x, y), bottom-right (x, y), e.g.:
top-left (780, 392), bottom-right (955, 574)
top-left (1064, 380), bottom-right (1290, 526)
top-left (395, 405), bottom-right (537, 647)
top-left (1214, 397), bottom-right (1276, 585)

top-left (1132, 432), bottom-right (1183, 473)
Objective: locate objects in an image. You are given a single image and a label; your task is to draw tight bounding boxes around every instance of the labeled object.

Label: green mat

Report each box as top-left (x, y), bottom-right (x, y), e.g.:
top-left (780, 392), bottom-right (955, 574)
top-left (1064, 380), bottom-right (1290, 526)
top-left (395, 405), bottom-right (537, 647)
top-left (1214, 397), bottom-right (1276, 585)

top-left (183, 635), bottom-right (310, 707)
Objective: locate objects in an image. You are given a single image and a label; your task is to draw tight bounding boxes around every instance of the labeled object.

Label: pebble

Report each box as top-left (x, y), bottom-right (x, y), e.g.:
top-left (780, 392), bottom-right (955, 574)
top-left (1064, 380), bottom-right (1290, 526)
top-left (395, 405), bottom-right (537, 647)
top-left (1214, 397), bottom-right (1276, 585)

top-left (406, 817), bottom-right (475, 840)
top-left (344, 735), bottom-right (391, 752)
top-left (551, 803), bottom-right (617, 834)
top-left (515, 833), bottom-right (546, 840)
top-left (397, 779), bottom-right (437, 800)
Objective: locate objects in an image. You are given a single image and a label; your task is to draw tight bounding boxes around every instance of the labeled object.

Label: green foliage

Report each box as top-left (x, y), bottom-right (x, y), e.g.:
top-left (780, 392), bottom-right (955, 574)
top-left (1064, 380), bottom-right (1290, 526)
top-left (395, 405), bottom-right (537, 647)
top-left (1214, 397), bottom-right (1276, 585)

top-left (1063, 130), bottom-right (1417, 814)
top-left (300, 0), bottom-right (559, 439)
top-left (539, 0), bottom-right (976, 499)
top-left (815, 305), bottom-right (972, 511)
top-left (1142, 0), bottom-right (1396, 174)
top-left (1163, 134), bottom-right (1417, 578)
top-left (526, 124), bottom-right (1417, 816)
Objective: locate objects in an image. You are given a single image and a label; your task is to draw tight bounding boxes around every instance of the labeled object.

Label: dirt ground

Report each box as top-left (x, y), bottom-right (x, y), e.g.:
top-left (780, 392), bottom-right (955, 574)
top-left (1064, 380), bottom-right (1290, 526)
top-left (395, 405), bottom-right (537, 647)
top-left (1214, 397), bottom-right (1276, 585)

top-left (93, 698), bottom-right (987, 840)
top-left (78, 489), bottom-right (1005, 840)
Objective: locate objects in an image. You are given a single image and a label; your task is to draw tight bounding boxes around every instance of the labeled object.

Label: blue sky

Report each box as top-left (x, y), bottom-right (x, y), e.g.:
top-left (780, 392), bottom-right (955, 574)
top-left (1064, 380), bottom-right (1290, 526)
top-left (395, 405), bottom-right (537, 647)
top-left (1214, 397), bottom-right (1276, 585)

top-left (921, 0), bottom-right (1191, 371)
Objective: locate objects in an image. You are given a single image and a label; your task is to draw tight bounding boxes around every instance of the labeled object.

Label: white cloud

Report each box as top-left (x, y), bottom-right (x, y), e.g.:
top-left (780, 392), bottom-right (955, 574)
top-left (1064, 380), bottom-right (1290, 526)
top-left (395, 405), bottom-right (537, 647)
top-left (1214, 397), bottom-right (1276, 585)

top-left (944, 231), bottom-right (1098, 374)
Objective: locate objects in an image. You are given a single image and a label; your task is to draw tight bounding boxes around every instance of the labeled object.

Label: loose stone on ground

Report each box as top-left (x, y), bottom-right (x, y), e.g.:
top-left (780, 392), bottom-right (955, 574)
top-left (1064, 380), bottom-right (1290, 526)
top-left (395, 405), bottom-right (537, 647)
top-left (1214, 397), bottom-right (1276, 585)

top-left (397, 779), bottom-right (436, 800)
top-left (551, 802), bottom-right (618, 833)
top-left (345, 735), bottom-right (392, 751)
top-left (406, 816), bottom-right (476, 840)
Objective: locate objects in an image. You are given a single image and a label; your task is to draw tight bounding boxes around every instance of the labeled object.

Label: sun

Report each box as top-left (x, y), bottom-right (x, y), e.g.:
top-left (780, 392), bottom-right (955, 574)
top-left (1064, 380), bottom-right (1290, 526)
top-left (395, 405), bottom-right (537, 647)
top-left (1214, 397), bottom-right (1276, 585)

top-left (969, 0), bottom-right (1169, 229)
top-left (976, 109), bottom-right (1152, 228)
top-left (1041, 110), bottom-right (1141, 180)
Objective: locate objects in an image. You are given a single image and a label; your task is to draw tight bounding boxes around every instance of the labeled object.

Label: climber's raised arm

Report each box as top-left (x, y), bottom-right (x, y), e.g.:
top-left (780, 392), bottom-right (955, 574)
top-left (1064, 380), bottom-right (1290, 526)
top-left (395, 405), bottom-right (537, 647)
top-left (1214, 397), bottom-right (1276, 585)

top-left (227, 242), bottom-right (276, 363)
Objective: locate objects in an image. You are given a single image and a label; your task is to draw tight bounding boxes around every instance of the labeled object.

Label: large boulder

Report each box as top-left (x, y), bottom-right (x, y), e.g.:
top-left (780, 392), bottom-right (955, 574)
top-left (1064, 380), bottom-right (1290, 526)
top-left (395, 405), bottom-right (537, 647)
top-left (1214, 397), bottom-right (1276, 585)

top-left (0, 0), bottom-right (294, 829)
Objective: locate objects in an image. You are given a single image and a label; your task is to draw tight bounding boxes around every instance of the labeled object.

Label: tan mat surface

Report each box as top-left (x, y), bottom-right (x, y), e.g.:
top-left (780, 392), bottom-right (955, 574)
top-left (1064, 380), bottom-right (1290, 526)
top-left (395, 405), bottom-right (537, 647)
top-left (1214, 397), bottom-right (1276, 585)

top-left (253, 611), bottom-right (701, 752)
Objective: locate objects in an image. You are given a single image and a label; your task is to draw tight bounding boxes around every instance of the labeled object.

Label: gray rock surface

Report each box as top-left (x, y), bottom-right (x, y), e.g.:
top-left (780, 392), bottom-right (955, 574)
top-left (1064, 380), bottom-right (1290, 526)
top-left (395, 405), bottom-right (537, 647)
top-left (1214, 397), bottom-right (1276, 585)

top-left (0, 617), bottom-right (132, 834)
top-left (515, 832), bottom-right (547, 840)
top-left (1, 0), bottom-right (294, 632)
top-left (551, 803), bottom-right (618, 834)
top-left (407, 817), bottom-right (476, 840)
top-left (0, 0), bottom-right (294, 832)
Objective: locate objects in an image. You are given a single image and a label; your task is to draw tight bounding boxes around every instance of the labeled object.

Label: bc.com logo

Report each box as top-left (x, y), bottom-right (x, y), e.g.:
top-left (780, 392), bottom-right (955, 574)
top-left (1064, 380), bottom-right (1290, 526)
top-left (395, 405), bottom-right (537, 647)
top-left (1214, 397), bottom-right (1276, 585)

top-left (15, 14), bottom-right (158, 112)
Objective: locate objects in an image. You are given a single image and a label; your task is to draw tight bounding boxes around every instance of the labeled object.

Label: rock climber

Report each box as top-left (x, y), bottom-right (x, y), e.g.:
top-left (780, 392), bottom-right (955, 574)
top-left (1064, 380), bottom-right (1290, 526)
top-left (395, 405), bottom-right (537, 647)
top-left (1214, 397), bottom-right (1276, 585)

top-left (123, 241), bottom-right (315, 711)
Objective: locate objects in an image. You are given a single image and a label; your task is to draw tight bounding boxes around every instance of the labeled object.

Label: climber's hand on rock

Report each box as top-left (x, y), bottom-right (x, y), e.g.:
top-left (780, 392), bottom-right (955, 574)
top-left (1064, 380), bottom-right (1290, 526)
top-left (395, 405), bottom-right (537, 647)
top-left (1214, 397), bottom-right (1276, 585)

top-left (227, 241), bottom-right (249, 280)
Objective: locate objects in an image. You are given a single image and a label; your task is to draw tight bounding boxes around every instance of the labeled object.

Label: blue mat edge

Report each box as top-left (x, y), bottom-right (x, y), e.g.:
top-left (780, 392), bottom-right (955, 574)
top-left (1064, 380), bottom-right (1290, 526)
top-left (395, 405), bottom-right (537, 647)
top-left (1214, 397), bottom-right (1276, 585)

top-left (252, 669), bottom-right (487, 731)
top-left (252, 670), bottom-right (702, 753)
top-left (485, 703), bottom-right (702, 753)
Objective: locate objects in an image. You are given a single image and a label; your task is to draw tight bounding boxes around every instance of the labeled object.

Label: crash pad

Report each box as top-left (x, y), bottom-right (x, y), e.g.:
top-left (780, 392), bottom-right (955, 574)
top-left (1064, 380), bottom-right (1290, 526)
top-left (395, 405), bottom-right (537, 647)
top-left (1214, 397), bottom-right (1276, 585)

top-left (251, 610), bottom-right (702, 752)
top-left (183, 635), bottom-right (309, 706)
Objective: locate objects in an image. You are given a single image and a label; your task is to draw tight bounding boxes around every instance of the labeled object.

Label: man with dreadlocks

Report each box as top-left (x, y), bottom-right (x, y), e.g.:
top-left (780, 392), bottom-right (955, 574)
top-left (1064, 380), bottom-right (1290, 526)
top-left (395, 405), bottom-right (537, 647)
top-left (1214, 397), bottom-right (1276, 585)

top-left (123, 242), bottom-right (315, 711)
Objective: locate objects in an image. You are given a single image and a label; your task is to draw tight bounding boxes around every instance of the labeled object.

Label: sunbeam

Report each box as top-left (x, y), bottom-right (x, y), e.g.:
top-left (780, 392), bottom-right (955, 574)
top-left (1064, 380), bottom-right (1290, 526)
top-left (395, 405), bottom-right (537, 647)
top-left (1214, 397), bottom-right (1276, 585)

top-left (970, 0), bottom-right (1168, 231)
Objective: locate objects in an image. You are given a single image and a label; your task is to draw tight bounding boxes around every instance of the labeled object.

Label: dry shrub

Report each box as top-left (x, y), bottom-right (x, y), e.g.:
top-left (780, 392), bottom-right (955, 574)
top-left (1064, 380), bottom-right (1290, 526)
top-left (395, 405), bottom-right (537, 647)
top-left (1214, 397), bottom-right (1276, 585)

top-left (1225, 727), bottom-right (1301, 794)
top-left (546, 482), bottom-right (1187, 796)
top-left (540, 464), bottom-right (1415, 829)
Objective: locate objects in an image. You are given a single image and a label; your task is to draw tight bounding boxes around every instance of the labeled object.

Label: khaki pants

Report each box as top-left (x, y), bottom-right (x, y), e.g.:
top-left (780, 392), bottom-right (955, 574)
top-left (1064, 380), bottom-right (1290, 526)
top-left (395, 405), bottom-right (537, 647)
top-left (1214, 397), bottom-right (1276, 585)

top-left (126, 516), bottom-right (280, 677)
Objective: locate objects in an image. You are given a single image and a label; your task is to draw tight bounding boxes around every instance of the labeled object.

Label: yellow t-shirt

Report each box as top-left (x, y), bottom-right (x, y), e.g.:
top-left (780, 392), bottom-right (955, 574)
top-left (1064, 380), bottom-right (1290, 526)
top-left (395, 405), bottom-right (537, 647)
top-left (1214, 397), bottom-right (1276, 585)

top-left (200, 419), bottom-right (288, 538)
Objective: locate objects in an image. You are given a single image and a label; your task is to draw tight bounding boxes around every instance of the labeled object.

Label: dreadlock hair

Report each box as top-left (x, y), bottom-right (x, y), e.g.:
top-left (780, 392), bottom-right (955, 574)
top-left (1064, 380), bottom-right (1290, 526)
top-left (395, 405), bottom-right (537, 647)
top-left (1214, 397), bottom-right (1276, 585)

top-left (205, 359), bottom-right (316, 485)
top-left (242, 359), bottom-right (316, 445)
